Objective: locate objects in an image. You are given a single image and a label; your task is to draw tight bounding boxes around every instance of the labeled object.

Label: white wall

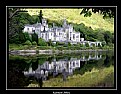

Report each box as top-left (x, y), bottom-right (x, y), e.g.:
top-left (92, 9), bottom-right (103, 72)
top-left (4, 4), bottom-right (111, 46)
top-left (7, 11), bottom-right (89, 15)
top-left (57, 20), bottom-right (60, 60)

top-left (48, 32), bottom-right (54, 41)
top-left (23, 26), bottom-right (35, 34)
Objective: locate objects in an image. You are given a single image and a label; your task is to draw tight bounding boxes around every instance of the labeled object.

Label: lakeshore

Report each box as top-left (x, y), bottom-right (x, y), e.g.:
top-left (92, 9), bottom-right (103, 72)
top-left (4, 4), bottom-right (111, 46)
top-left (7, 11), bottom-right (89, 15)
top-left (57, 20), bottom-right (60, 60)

top-left (9, 49), bottom-right (113, 55)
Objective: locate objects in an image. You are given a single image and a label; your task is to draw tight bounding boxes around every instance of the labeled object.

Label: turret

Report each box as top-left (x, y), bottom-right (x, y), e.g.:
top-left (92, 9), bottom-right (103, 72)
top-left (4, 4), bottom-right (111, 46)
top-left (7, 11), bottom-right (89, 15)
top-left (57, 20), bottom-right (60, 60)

top-left (63, 19), bottom-right (67, 27)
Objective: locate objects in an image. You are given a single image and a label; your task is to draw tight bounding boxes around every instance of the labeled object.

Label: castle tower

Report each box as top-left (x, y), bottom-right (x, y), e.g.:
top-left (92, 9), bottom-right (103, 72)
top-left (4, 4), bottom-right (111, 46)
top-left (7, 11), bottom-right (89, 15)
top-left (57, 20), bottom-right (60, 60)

top-left (53, 23), bottom-right (55, 28)
top-left (42, 18), bottom-right (47, 26)
top-left (41, 18), bottom-right (47, 32)
top-left (63, 19), bottom-right (67, 28)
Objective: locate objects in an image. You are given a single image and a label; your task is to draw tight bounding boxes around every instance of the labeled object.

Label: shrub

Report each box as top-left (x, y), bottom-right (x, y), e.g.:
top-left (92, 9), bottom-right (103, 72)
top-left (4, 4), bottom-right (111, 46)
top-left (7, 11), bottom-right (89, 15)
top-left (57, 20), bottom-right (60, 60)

top-left (85, 43), bottom-right (89, 47)
top-left (24, 32), bottom-right (32, 42)
top-left (58, 42), bottom-right (65, 46)
top-left (47, 39), bottom-right (52, 46)
top-left (102, 41), bottom-right (106, 47)
top-left (57, 46), bottom-right (63, 51)
top-left (56, 42), bottom-right (59, 46)
top-left (80, 44), bottom-right (83, 47)
top-left (68, 42), bottom-right (71, 46)
top-left (63, 43), bottom-right (68, 47)
top-left (38, 38), bottom-right (47, 46)
top-left (32, 41), bottom-right (37, 45)
top-left (24, 40), bottom-right (32, 45)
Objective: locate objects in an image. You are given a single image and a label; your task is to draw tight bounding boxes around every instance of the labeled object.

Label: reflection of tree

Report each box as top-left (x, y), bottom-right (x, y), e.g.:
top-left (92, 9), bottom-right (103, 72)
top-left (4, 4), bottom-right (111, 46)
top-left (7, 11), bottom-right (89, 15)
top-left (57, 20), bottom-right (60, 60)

top-left (31, 59), bottom-right (38, 71)
top-left (79, 60), bottom-right (98, 75)
top-left (8, 59), bottom-right (30, 88)
top-left (104, 54), bottom-right (113, 67)
top-left (37, 77), bottom-right (43, 87)
top-left (47, 56), bottom-right (54, 63)
top-left (38, 58), bottom-right (47, 65)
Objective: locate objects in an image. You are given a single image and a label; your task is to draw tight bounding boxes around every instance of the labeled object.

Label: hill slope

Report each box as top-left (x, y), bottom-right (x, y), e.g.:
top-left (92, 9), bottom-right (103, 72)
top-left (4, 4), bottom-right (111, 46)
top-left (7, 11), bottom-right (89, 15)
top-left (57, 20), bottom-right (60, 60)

top-left (25, 8), bottom-right (114, 32)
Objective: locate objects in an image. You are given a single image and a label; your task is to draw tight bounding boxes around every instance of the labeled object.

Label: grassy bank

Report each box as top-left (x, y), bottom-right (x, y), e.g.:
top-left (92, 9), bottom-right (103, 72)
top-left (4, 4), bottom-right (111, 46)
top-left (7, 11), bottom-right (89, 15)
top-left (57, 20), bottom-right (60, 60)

top-left (9, 44), bottom-right (114, 51)
top-left (42, 65), bottom-right (114, 87)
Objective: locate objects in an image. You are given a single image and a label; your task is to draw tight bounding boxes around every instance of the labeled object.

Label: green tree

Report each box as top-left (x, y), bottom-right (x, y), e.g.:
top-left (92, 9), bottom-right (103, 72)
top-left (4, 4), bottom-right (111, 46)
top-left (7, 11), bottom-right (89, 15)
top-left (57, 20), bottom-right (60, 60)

top-left (24, 32), bottom-right (32, 42)
top-left (24, 40), bottom-right (32, 45)
top-left (103, 31), bottom-right (112, 45)
top-left (95, 31), bottom-right (105, 41)
top-left (8, 8), bottom-right (35, 44)
top-left (48, 39), bottom-right (52, 46)
top-left (112, 33), bottom-right (114, 44)
top-left (38, 10), bottom-right (43, 23)
top-left (102, 41), bottom-right (106, 47)
top-left (80, 8), bottom-right (115, 18)
top-left (32, 41), bottom-right (37, 45)
top-left (56, 41), bottom-right (59, 46)
top-left (68, 42), bottom-right (71, 46)
top-left (19, 32), bottom-right (26, 43)
top-left (85, 42), bottom-right (89, 47)
top-left (31, 33), bottom-right (38, 44)
top-left (32, 15), bottom-right (40, 23)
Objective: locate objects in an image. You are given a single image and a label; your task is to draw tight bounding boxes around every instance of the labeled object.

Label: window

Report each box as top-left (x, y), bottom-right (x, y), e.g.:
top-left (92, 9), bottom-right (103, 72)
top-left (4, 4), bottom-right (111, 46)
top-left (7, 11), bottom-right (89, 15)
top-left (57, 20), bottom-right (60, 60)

top-left (42, 34), bottom-right (44, 38)
top-left (46, 33), bottom-right (47, 39)
top-left (70, 32), bottom-right (72, 40)
top-left (73, 34), bottom-right (75, 39)
top-left (76, 35), bottom-right (79, 38)
top-left (27, 28), bottom-right (29, 31)
top-left (54, 32), bottom-right (56, 37)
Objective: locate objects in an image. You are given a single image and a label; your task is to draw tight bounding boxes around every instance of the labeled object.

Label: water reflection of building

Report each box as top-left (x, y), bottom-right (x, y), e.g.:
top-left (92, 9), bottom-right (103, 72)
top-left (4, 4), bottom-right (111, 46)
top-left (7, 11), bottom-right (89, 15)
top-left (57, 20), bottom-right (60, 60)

top-left (23, 54), bottom-right (102, 81)
top-left (80, 54), bottom-right (102, 61)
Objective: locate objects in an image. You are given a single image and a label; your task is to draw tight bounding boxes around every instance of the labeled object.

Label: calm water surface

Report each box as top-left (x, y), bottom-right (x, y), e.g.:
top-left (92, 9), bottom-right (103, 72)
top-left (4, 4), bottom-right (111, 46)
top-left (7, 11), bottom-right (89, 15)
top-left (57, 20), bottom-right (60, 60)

top-left (8, 51), bottom-right (114, 88)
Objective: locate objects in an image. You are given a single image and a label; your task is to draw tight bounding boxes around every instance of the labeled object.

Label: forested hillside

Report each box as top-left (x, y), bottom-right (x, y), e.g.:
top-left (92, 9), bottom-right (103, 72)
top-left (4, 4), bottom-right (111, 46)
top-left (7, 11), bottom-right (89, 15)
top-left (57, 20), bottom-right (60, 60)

top-left (25, 9), bottom-right (114, 32)
top-left (9, 8), bottom-right (114, 48)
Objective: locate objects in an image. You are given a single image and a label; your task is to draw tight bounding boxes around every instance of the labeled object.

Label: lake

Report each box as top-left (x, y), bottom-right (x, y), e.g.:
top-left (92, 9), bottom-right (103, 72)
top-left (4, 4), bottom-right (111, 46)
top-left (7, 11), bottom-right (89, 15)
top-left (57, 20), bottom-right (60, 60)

top-left (8, 50), bottom-right (114, 88)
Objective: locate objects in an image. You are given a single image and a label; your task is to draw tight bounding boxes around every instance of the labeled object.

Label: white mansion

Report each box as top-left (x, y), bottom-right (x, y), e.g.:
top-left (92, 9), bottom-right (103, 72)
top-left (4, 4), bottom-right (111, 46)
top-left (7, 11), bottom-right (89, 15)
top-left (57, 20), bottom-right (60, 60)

top-left (23, 18), bottom-right (102, 46)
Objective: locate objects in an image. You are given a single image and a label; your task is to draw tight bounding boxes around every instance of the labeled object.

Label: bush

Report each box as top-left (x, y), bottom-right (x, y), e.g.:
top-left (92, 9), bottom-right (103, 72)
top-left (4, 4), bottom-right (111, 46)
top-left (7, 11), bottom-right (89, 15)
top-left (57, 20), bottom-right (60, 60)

top-left (68, 42), bottom-right (71, 46)
top-left (58, 42), bottom-right (65, 46)
top-left (47, 39), bottom-right (52, 46)
top-left (24, 32), bottom-right (32, 42)
top-left (24, 40), bottom-right (32, 45)
top-left (85, 43), bottom-right (89, 47)
top-left (63, 43), bottom-right (68, 47)
top-left (57, 46), bottom-right (63, 51)
top-left (38, 38), bottom-right (47, 46)
top-left (102, 41), bottom-right (106, 47)
top-left (32, 41), bottom-right (37, 45)
top-left (80, 44), bottom-right (83, 47)
top-left (32, 33), bottom-right (38, 43)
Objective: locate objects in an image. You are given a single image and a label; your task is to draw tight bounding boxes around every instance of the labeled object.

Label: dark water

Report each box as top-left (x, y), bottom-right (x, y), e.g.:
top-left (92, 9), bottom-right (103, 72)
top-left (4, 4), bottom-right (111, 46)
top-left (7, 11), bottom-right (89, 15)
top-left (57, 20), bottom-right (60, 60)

top-left (8, 51), bottom-right (114, 88)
